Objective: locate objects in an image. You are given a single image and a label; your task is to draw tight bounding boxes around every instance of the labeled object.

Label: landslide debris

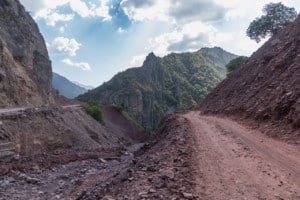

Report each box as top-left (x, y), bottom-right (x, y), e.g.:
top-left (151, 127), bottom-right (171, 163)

top-left (0, 114), bottom-right (197, 199)
top-left (199, 14), bottom-right (300, 141)
top-left (71, 114), bottom-right (197, 200)
top-left (101, 106), bottom-right (148, 144)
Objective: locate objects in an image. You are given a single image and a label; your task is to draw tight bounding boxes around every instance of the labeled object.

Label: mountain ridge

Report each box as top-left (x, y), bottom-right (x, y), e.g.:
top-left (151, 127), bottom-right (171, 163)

top-left (78, 47), bottom-right (237, 130)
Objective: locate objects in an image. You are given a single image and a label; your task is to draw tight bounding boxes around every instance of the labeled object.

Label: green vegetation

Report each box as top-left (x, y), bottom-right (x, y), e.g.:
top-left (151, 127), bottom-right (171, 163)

top-left (82, 100), bottom-right (104, 125)
top-left (78, 47), bottom-right (237, 130)
top-left (247, 2), bottom-right (297, 42)
top-left (0, 74), bottom-right (3, 82)
top-left (226, 56), bottom-right (248, 74)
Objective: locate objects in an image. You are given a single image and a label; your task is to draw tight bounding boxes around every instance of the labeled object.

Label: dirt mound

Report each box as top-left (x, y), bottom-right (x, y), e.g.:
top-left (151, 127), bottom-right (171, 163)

top-left (0, 106), bottom-right (120, 157)
top-left (199, 15), bottom-right (300, 140)
top-left (54, 95), bottom-right (83, 106)
top-left (102, 106), bottom-right (148, 144)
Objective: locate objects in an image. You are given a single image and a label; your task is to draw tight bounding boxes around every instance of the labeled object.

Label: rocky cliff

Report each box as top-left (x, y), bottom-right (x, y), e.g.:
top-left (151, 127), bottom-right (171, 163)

top-left (199, 15), bottom-right (300, 138)
top-left (78, 47), bottom-right (237, 130)
top-left (0, 0), bottom-right (146, 158)
top-left (0, 0), bottom-right (53, 108)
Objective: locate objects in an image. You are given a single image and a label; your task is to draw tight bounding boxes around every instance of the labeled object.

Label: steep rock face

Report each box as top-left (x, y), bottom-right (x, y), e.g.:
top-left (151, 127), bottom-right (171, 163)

top-left (0, 0), bottom-right (53, 108)
top-left (199, 15), bottom-right (300, 134)
top-left (78, 47), bottom-right (237, 130)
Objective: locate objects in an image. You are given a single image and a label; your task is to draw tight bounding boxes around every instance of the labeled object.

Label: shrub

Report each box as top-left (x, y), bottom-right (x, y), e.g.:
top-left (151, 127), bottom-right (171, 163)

top-left (226, 56), bottom-right (248, 74)
top-left (82, 100), bottom-right (104, 125)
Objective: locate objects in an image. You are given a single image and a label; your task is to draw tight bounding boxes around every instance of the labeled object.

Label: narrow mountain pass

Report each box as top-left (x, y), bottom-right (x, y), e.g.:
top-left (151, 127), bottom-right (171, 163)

top-left (184, 111), bottom-right (300, 199)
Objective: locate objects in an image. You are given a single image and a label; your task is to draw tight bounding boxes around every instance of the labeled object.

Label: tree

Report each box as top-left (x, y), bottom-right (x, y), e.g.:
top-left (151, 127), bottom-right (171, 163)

top-left (82, 100), bottom-right (104, 125)
top-left (247, 2), bottom-right (297, 42)
top-left (226, 56), bottom-right (248, 74)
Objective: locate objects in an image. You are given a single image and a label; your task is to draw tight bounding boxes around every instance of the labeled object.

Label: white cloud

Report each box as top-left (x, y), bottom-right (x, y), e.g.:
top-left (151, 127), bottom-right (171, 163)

top-left (169, 0), bottom-right (227, 23)
top-left (59, 26), bottom-right (65, 33)
top-left (62, 58), bottom-right (91, 71)
top-left (129, 54), bottom-right (147, 66)
top-left (68, 0), bottom-right (111, 20)
top-left (145, 21), bottom-right (217, 56)
top-left (35, 10), bottom-right (74, 26)
top-left (94, 0), bottom-right (112, 21)
top-left (117, 27), bottom-right (126, 33)
top-left (20, 0), bottom-right (70, 12)
top-left (20, 0), bottom-right (112, 25)
top-left (121, 0), bottom-right (227, 23)
top-left (51, 37), bottom-right (81, 56)
top-left (121, 0), bottom-right (170, 21)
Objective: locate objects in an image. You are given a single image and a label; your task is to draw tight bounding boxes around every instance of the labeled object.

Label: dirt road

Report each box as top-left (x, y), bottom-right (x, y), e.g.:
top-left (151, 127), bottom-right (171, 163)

top-left (1, 111), bottom-right (300, 199)
top-left (185, 111), bottom-right (300, 199)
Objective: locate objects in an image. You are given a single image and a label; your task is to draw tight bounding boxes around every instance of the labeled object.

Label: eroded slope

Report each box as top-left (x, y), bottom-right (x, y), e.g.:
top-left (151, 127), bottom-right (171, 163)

top-left (199, 15), bottom-right (300, 139)
top-left (0, 0), bottom-right (53, 107)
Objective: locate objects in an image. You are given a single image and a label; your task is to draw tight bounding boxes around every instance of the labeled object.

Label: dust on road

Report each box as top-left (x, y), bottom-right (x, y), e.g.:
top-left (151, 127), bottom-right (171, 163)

top-left (185, 111), bottom-right (300, 200)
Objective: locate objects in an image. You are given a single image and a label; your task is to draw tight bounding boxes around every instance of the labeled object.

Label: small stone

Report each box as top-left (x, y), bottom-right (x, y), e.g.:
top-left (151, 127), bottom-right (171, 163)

top-left (100, 158), bottom-right (107, 163)
top-left (160, 169), bottom-right (175, 180)
top-left (0, 180), bottom-right (10, 188)
top-left (182, 192), bottom-right (194, 199)
top-left (103, 195), bottom-right (115, 200)
top-left (141, 167), bottom-right (147, 171)
top-left (7, 177), bottom-right (16, 183)
top-left (19, 174), bottom-right (40, 185)
top-left (147, 166), bottom-right (157, 172)
top-left (26, 177), bottom-right (40, 184)
top-left (119, 171), bottom-right (130, 182)
top-left (58, 175), bottom-right (69, 180)
top-left (147, 177), bottom-right (153, 182)
top-left (138, 191), bottom-right (148, 198)
top-left (13, 154), bottom-right (20, 160)
top-left (149, 189), bottom-right (156, 193)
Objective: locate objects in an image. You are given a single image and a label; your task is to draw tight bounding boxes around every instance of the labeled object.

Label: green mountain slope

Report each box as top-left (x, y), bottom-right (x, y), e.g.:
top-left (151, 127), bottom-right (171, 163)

top-left (78, 47), bottom-right (237, 130)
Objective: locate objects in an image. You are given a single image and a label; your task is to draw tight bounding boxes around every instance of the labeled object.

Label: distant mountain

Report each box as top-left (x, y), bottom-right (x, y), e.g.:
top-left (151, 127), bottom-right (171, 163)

top-left (78, 47), bottom-right (237, 130)
top-left (52, 72), bottom-right (87, 99)
top-left (72, 81), bottom-right (94, 90)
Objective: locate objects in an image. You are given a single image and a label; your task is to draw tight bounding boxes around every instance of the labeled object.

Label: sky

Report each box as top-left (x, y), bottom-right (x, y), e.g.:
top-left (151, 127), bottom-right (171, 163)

top-left (20, 0), bottom-right (300, 87)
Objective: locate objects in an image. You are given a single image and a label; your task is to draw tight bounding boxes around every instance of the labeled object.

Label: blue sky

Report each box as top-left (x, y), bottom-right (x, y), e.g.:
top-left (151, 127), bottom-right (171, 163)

top-left (20, 0), bottom-right (300, 87)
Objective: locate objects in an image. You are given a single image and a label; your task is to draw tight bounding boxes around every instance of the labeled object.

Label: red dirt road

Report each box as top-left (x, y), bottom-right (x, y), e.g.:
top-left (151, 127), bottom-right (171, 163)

top-left (185, 111), bottom-right (300, 199)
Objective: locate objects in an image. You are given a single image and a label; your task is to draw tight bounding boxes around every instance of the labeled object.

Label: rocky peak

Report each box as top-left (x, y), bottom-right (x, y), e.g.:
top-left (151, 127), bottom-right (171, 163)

top-left (0, 0), bottom-right (53, 108)
top-left (143, 52), bottom-right (159, 67)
